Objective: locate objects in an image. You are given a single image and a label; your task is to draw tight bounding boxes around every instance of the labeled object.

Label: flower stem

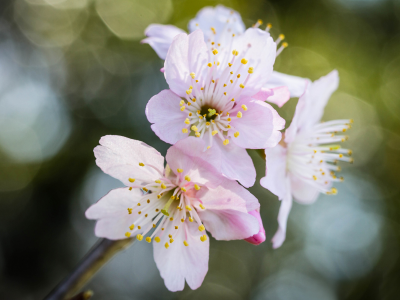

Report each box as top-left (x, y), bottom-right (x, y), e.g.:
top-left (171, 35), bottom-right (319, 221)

top-left (44, 238), bottom-right (136, 300)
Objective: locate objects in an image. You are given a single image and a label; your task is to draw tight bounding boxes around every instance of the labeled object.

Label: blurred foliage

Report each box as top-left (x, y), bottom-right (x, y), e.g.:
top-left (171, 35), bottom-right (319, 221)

top-left (0, 0), bottom-right (399, 299)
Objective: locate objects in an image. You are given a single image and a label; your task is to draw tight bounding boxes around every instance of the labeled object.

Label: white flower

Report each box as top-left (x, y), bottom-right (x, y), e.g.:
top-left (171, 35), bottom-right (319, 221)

top-left (260, 70), bottom-right (353, 248)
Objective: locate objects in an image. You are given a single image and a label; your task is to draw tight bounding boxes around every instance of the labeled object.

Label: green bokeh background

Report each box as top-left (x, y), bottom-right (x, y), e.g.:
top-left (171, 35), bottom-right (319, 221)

top-left (0, 0), bottom-right (399, 299)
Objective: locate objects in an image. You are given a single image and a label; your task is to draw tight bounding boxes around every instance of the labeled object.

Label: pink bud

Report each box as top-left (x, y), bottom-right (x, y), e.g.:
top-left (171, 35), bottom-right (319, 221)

top-left (244, 209), bottom-right (266, 245)
top-left (160, 67), bottom-right (165, 73)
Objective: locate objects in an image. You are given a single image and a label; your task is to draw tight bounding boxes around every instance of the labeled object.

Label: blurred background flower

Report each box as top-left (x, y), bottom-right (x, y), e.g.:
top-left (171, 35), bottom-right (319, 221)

top-left (0, 0), bottom-right (398, 299)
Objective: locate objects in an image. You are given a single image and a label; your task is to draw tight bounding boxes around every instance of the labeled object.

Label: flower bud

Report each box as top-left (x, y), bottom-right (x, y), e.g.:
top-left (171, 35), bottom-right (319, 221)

top-left (244, 209), bottom-right (266, 245)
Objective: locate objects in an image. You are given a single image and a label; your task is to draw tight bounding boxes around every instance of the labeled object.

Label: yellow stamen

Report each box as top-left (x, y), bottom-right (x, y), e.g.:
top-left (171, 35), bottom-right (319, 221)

top-left (195, 132), bottom-right (201, 137)
top-left (189, 217), bottom-right (194, 222)
top-left (155, 179), bottom-right (161, 183)
top-left (185, 175), bottom-right (191, 181)
top-left (200, 235), bottom-right (207, 242)
top-left (183, 241), bottom-right (189, 246)
top-left (279, 34), bottom-right (285, 40)
top-left (186, 205), bottom-right (192, 211)
top-left (155, 237), bottom-right (160, 243)
top-left (180, 106), bottom-right (186, 111)
top-left (239, 83), bottom-right (245, 89)
top-left (212, 130), bottom-right (218, 136)
top-left (190, 72), bottom-right (195, 79)
top-left (248, 67), bottom-right (254, 74)
top-left (184, 118), bottom-right (190, 124)
top-left (241, 104), bottom-right (248, 111)
top-left (194, 184), bottom-right (200, 190)
top-left (191, 125), bottom-right (198, 131)
top-left (129, 224), bottom-right (135, 230)
top-left (145, 237), bottom-right (151, 243)
top-left (241, 58), bottom-right (248, 64)
top-left (125, 232), bottom-right (131, 237)
top-left (182, 128), bottom-right (188, 133)
top-left (199, 204), bottom-right (205, 209)
top-left (136, 234), bottom-right (143, 241)
top-left (177, 168), bottom-right (183, 173)
top-left (139, 162), bottom-right (144, 166)
top-left (170, 238), bottom-right (174, 243)
top-left (212, 49), bottom-right (218, 55)
top-left (127, 208), bottom-right (132, 214)
top-left (181, 187), bottom-right (187, 192)
top-left (165, 242), bottom-right (169, 249)
top-left (198, 224), bottom-right (205, 231)
top-left (128, 178), bottom-right (135, 183)
top-left (234, 131), bottom-right (239, 138)
top-left (161, 183), bottom-right (166, 189)
top-left (207, 63), bottom-right (212, 67)
top-left (237, 111), bottom-right (242, 118)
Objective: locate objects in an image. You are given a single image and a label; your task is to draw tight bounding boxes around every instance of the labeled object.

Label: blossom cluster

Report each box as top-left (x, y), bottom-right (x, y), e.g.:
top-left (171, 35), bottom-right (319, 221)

top-left (85, 5), bottom-right (353, 292)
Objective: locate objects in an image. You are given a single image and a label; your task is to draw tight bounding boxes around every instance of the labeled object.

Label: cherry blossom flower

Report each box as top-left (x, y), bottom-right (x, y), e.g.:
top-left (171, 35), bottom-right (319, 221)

top-left (146, 29), bottom-right (285, 187)
top-left (260, 70), bottom-right (353, 248)
top-left (85, 135), bottom-right (260, 291)
top-left (142, 4), bottom-right (307, 103)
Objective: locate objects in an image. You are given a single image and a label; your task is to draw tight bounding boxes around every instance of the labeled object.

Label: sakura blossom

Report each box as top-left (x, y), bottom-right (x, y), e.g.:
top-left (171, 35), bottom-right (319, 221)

top-left (142, 4), bottom-right (307, 102)
top-left (85, 135), bottom-right (260, 291)
top-left (260, 70), bottom-right (353, 249)
top-left (146, 29), bottom-right (285, 187)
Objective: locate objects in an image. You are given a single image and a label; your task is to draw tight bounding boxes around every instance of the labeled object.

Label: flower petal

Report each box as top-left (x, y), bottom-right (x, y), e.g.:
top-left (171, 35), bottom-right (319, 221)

top-left (94, 135), bottom-right (164, 186)
top-left (230, 98), bottom-right (285, 149)
top-left (196, 182), bottom-right (259, 240)
top-left (188, 5), bottom-right (245, 42)
top-left (265, 71), bottom-right (308, 98)
top-left (213, 137), bottom-right (256, 188)
top-left (271, 178), bottom-right (293, 249)
top-left (166, 137), bottom-right (224, 188)
top-left (244, 209), bottom-right (266, 245)
top-left (252, 86), bottom-right (290, 107)
top-left (146, 89), bottom-right (189, 144)
top-left (153, 221), bottom-right (209, 291)
top-left (290, 174), bottom-right (320, 204)
top-left (164, 30), bottom-right (209, 98)
top-left (85, 188), bottom-right (142, 240)
top-left (260, 145), bottom-right (288, 200)
top-left (141, 24), bottom-right (186, 60)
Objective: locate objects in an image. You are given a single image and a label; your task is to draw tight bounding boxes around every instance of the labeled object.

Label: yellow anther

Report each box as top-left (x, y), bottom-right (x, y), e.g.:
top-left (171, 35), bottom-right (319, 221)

top-left (232, 50), bottom-right (239, 56)
top-left (184, 118), bottom-right (190, 125)
top-left (227, 117), bottom-right (231, 121)
top-left (138, 211), bottom-right (142, 215)
top-left (211, 27), bottom-right (216, 34)
top-left (212, 130), bottom-right (218, 136)
top-left (237, 111), bottom-right (242, 118)
top-left (177, 168), bottom-right (183, 173)
top-left (212, 79), bottom-right (215, 83)
top-left (155, 179), bottom-right (161, 183)
top-left (183, 240), bottom-right (189, 246)
top-left (170, 217), bottom-right (174, 221)
top-left (212, 49), bottom-right (218, 55)
top-left (248, 67), bottom-right (254, 74)
top-left (136, 234), bottom-right (143, 241)
top-left (145, 237), bottom-right (151, 243)
top-left (234, 131), bottom-right (240, 138)
top-left (182, 128), bottom-right (188, 133)
top-left (198, 224), bottom-right (205, 231)
top-left (194, 184), bottom-right (200, 190)
top-left (207, 146), bottom-right (211, 149)
top-left (154, 237), bottom-right (160, 243)
top-left (201, 87), bottom-right (204, 90)
top-left (142, 187), bottom-right (148, 192)
top-left (191, 125), bottom-right (198, 131)
top-left (128, 178), bottom-right (135, 183)
top-left (137, 203), bottom-right (141, 206)
top-left (189, 217), bottom-right (194, 222)
top-left (175, 226), bottom-right (178, 230)
top-left (145, 214), bottom-right (148, 217)
top-left (125, 232), bottom-right (131, 237)
top-left (170, 238), bottom-right (174, 243)
top-left (185, 205), bottom-right (192, 211)
top-left (190, 72), bottom-right (195, 79)
top-left (348, 150), bottom-right (353, 155)
top-left (239, 83), bottom-right (245, 89)
top-left (157, 195), bottom-right (161, 199)
top-left (180, 100), bottom-right (184, 106)
top-left (155, 208), bottom-right (159, 212)
top-left (185, 175), bottom-right (191, 182)
top-left (161, 183), bottom-right (166, 189)
top-left (331, 188), bottom-right (338, 195)
top-left (241, 58), bottom-right (248, 64)
top-left (279, 34), bottom-right (285, 40)
top-left (339, 154), bottom-right (343, 158)
top-left (228, 63), bottom-right (232, 67)
top-left (168, 234), bottom-right (172, 238)
top-left (129, 187), bottom-right (132, 191)
top-left (195, 132), bottom-right (201, 137)
top-left (240, 104), bottom-right (248, 111)
top-left (266, 23), bottom-right (272, 29)
top-left (231, 98), bottom-right (235, 102)
top-left (237, 74), bottom-right (241, 78)
top-left (153, 224), bottom-right (156, 228)
top-left (206, 122), bottom-right (210, 126)
top-left (181, 218), bottom-right (184, 222)
top-left (127, 208), bottom-right (132, 214)
top-left (200, 235), bottom-right (207, 242)
top-left (313, 175), bottom-right (317, 181)
top-left (138, 226), bottom-right (141, 229)
top-left (282, 42), bottom-right (288, 48)
top-left (257, 19), bottom-right (263, 25)
top-left (139, 162), bottom-right (145, 166)
top-left (180, 106), bottom-right (186, 111)
top-left (181, 187), bottom-right (187, 192)
top-left (165, 242), bottom-right (169, 249)
top-left (230, 79), bottom-right (233, 83)
top-left (129, 224), bottom-right (135, 230)
top-left (207, 63), bottom-right (212, 67)
top-left (223, 139), bottom-right (230, 145)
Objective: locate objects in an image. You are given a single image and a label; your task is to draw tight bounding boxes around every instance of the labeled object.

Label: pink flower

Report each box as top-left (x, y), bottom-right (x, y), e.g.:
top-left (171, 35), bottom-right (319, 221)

top-left (244, 209), bottom-right (266, 245)
top-left (85, 135), bottom-right (260, 291)
top-left (142, 4), bottom-right (307, 102)
top-left (260, 70), bottom-right (354, 249)
top-left (146, 29), bottom-right (285, 188)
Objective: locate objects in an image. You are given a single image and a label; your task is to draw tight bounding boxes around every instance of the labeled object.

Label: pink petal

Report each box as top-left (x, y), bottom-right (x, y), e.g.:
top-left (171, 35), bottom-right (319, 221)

top-left (265, 71), bottom-right (308, 98)
top-left (166, 137), bottom-right (224, 188)
top-left (271, 179), bottom-right (293, 249)
top-left (94, 135), bottom-right (164, 186)
top-left (188, 5), bottom-right (245, 42)
top-left (230, 28), bottom-right (276, 99)
top-left (253, 86), bottom-right (290, 107)
top-left (85, 188), bottom-right (142, 240)
top-left (153, 221), bottom-right (209, 291)
top-left (164, 30), bottom-right (209, 98)
top-left (141, 24), bottom-right (185, 60)
top-left (260, 145), bottom-right (288, 200)
top-left (196, 182), bottom-right (259, 240)
top-left (213, 137), bottom-right (256, 188)
top-left (230, 98), bottom-right (285, 149)
top-left (244, 209), bottom-right (266, 245)
top-left (290, 174), bottom-right (320, 204)
top-left (146, 89), bottom-right (189, 144)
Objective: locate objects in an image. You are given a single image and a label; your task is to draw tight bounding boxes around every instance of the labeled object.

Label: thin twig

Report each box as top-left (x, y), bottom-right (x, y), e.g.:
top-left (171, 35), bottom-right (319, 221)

top-left (44, 238), bottom-right (135, 300)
